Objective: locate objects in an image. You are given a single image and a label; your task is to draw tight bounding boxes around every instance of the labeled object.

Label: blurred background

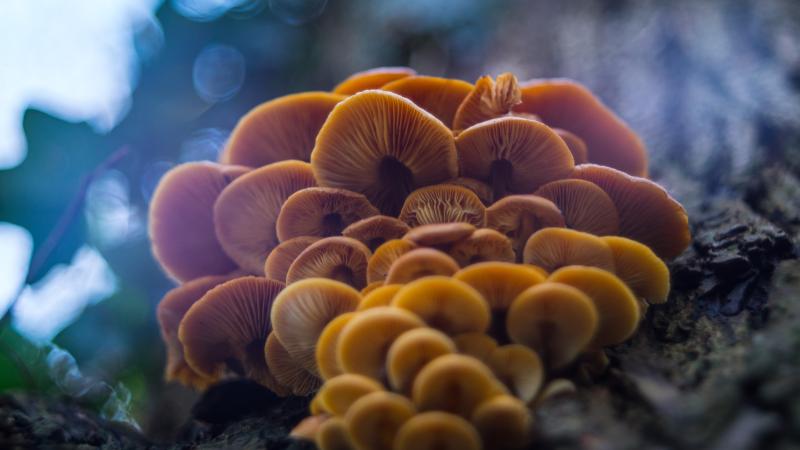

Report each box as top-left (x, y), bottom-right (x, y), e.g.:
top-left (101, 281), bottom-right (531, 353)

top-left (0, 0), bottom-right (798, 443)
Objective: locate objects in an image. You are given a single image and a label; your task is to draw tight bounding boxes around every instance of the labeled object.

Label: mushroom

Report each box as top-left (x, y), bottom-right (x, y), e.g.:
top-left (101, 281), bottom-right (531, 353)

top-left (402, 222), bottom-right (476, 250)
top-left (366, 239), bottom-right (418, 284)
top-left (443, 177), bottom-right (494, 205)
top-left (486, 344), bottom-right (544, 403)
top-left (336, 307), bottom-right (425, 380)
top-left (471, 395), bottom-right (532, 449)
top-left (149, 162), bottom-right (249, 282)
top-left (156, 274), bottom-right (238, 389)
top-left (333, 67), bottom-right (416, 95)
top-left (316, 312), bottom-right (358, 380)
top-left (452, 73), bottom-right (522, 132)
top-left (214, 160), bottom-right (316, 274)
top-left (399, 185), bottom-right (487, 227)
top-left (514, 79), bottom-right (648, 176)
top-left (311, 90), bottom-right (457, 215)
top-left (357, 284), bottom-right (402, 310)
top-left (486, 195), bottom-right (565, 261)
top-left (384, 249), bottom-right (461, 285)
top-left (506, 281), bottom-right (599, 369)
top-left (392, 277), bottom-right (490, 335)
top-left (603, 236), bottom-right (671, 305)
top-left (553, 128), bottom-right (588, 164)
top-left (264, 332), bottom-right (321, 396)
top-left (412, 354), bottom-right (507, 417)
top-left (534, 178), bottom-right (620, 236)
top-left (276, 187), bottom-right (379, 241)
top-left (316, 417), bottom-right (354, 450)
top-left (455, 116), bottom-right (575, 199)
top-left (453, 332), bottom-right (498, 363)
top-left (535, 378), bottom-right (577, 406)
top-left (394, 412), bottom-right (482, 450)
top-left (386, 328), bottom-right (456, 394)
top-left (220, 92), bottom-right (345, 167)
top-left (286, 237), bottom-right (372, 290)
top-left (522, 227), bottom-right (615, 273)
top-left (270, 278), bottom-right (361, 374)
top-left (178, 276), bottom-right (286, 392)
top-left (381, 75), bottom-right (473, 127)
top-left (447, 228), bottom-right (515, 266)
top-left (341, 215), bottom-right (410, 252)
top-left (549, 266), bottom-right (640, 348)
top-left (360, 281), bottom-right (383, 296)
top-left (263, 236), bottom-right (320, 282)
top-left (316, 373), bottom-right (384, 416)
top-left (453, 261), bottom-right (546, 311)
top-left (344, 391), bottom-right (416, 450)
top-left (290, 414), bottom-right (328, 442)
top-left (571, 164), bottom-right (691, 259)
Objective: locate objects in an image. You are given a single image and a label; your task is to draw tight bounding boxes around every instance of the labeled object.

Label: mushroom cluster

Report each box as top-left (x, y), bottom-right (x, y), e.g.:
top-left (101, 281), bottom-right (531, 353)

top-left (151, 67), bottom-right (690, 449)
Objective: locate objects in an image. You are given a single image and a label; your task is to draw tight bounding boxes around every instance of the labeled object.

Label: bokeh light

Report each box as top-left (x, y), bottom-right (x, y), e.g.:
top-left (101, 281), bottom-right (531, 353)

top-left (268, 0), bottom-right (327, 25)
top-left (192, 43), bottom-right (246, 103)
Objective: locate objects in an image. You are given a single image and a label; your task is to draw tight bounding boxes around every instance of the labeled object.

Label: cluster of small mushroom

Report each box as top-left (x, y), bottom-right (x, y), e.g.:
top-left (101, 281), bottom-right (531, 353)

top-left (151, 67), bottom-right (690, 449)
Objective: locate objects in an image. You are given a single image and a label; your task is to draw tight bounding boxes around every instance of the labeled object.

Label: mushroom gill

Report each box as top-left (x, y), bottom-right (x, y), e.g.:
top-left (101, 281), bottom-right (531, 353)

top-left (452, 73), bottom-right (522, 132)
top-left (276, 187), bottom-right (379, 241)
top-left (286, 236), bottom-right (372, 290)
top-left (399, 185), bottom-right (486, 227)
top-left (382, 75), bottom-right (473, 127)
top-left (535, 178), bottom-right (620, 236)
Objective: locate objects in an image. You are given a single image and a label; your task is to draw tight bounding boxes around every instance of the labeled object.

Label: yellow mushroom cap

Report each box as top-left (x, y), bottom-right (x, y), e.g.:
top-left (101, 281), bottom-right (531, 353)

top-left (290, 414), bottom-right (328, 441)
top-left (386, 328), bottom-right (456, 394)
top-left (286, 236), bottom-right (372, 290)
top-left (412, 353), bottom-right (507, 417)
top-left (453, 332), bottom-right (498, 363)
top-left (487, 344), bottom-right (544, 403)
top-left (486, 194), bottom-right (565, 261)
top-left (392, 276), bottom-right (490, 335)
top-left (571, 164), bottom-right (690, 259)
top-left (453, 262), bottom-right (546, 310)
top-left (455, 116), bottom-right (574, 199)
top-left (384, 248), bottom-right (461, 284)
top-left (360, 281), bottom-right (384, 296)
top-left (381, 75), bottom-right (473, 127)
top-left (317, 373), bottom-right (385, 417)
top-left (514, 79), bottom-right (648, 177)
top-left (471, 395), bottom-right (532, 449)
top-left (447, 228), bottom-right (515, 267)
top-left (337, 307), bottom-right (425, 380)
top-left (603, 236), bottom-right (671, 304)
top-left (213, 160), bottom-right (316, 274)
top-left (535, 378), bottom-right (577, 405)
top-left (264, 332), bottom-right (321, 396)
top-left (507, 281), bottom-right (599, 369)
top-left (443, 177), bottom-right (494, 205)
top-left (344, 391), bottom-right (416, 450)
top-left (271, 278), bottom-right (361, 374)
top-left (156, 274), bottom-right (238, 389)
top-left (399, 184), bottom-right (487, 228)
top-left (316, 312), bottom-right (358, 380)
top-left (523, 227), bottom-right (615, 273)
top-left (276, 187), bottom-right (379, 242)
top-left (341, 215), bottom-right (410, 252)
top-left (178, 276), bottom-right (285, 391)
top-left (452, 73), bottom-right (521, 131)
top-left (263, 236), bottom-right (320, 282)
top-left (394, 411), bottom-right (482, 450)
top-left (311, 90), bottom-right (457, 216)
top-left (333, 66), bottom-right (416, 95)
top-left (553, 128), bottom-right (588, 164)
top-left (549, 266), bottom-right (640, 347)
top-left (358, 284), bottom-right (402, 310)
top-left (535, 178), bottom-right (620, 236)
top-left (402, 222), bottom-right (476, 249)
top-left (366, 239), bottom-right (418, 284)
top-left (316, 417), bottom-right (354, 450)
top-left (149, 162), bottom-right (249, 282)
top-left (220, 92), bottom-right (345, 167)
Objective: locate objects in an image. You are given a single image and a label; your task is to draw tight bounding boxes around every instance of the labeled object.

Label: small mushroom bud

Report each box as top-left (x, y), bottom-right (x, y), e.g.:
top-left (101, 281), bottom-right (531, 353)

top-left (453, 73), bottom-right (522, 131)
top-left (523, 227), bottom-right (615, 273)
top-left (333, 66), bottom-right (416, 95)
top-left (385, 248), bottom-right (460, 284)
top-left (392, 276), bottom-right (490, 336)
top-left (399, 185), bottom-right (486, 228)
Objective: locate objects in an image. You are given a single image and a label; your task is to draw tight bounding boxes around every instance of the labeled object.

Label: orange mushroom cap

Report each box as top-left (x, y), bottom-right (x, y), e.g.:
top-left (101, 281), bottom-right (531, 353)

top-left (402, 222), bottom-right (476, 249)
top-left (447, 228), bottom-right (515, 267)
top-left (333, 66), bottom-right (416, 95)
top-left (514, 79), bottom-right (648, 176)
top-left (311, 90), bottom-right (457, 215)
top-left (487, 344), bottom-right (544, 404)
top-left (213, 160), bottom-right (316, 274)
top-left (453, 261), bottom-right (546, 310)
top-left (276, 187), bottom-right (379, 242)
top-left (317, 373), bottom-right (385, 416)
top-left (315, 417), bottom-right (353, 450)
top-left (344, 391), bottom-right (417, 450)
top-left (603, 236), bottom-right (671, 304)
top-left (553, 128), bottom-right (589, 164)
top-left (394, 411), bottom-right (482, 450)
top-left (471, 395), bottom-right (532, 449)
top-left (341, 215), bottom-right (410, 252)
top-left (571, 164), bottom-right (691, 259)
top-left (486, 194), bottom-right (565, 262)
top-left (366, 239), bottom-right (418, 284)
top-left (149, 162), bottom-right (249, 282)
top-left (263, 236), bottom-right (320, 282)
top-left (399, 184), bottom-right (487, 228)
top-left (316, 312), bottom-right (358, 380)
top-left (381, 75), bottom-right (473, 127)
top-left (535, 178), bottom-right (620, 236)
top-left (358, 284), bottom-right (402, 310)
top-left (452, 73), bottom-right (522, 131)
top-left (286, 236), bottom-right (372, 290)
top-left (264, 332), bottom-right (321, 396)
top-left (523, 227), bottom-right (615, 273)
top-left (386, 328), bottom-right (456, 394)
top-left (443, 177), bottom-right (494, 205)
top-left (455, 116), bottom-right (575, 199)
top-left (453, 332), bottom-right (498, 363)
top-left (384, 248), bottom-right (461, 284)
top-left (220, 92), bottom-right (345, 167)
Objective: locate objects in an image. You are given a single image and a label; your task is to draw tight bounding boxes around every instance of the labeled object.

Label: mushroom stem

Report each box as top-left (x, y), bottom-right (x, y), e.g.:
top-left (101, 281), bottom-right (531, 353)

top-left (330, 266), bottom-right (357, 286)
top-left (321, 213), bottom-right (345, 236)
top-left (377, 157), bottom-right (414, 216)
top-left (489, 159), bottom-right (514, 199)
